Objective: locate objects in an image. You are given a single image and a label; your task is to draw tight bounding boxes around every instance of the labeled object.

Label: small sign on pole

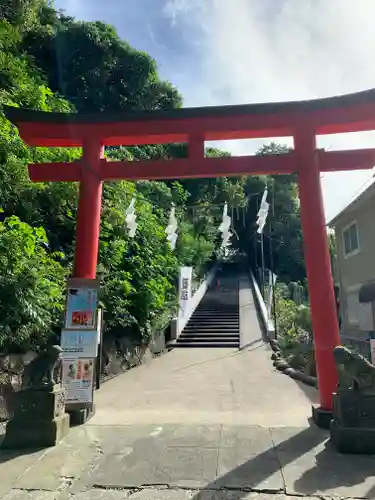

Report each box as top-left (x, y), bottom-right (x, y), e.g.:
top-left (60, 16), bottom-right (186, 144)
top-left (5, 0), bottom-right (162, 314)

top-left (179, 267), bottom-right (192, 317)
top-left (62, 357), bottom-right (95, 404)
top-left (62, 278), bottom-right (101, 412)
top-left (60, 330), bottom-right (98, 358)
top-left (61, 310), bottom-right (101, 406)
top-left (370, 339), bottom-right (375, 365)
top-left (64, 278), bottom-right (100, 330)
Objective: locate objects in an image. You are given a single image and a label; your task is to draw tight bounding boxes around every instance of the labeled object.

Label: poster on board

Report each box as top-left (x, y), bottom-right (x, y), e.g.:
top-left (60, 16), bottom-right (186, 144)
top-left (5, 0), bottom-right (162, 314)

top-left (61, 330), bottom-right (98, 357)
top-left (65, 278), bottom-right (100, 330)
top-left (62, 357), bottom-right (94, 404)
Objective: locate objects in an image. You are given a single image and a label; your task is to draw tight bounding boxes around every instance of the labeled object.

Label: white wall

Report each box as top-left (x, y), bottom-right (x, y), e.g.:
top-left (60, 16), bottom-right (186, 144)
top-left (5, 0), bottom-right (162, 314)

top-left (176, 264), bottom-right (219, 337)
top-left (249, 269), bottom-right (275, 340)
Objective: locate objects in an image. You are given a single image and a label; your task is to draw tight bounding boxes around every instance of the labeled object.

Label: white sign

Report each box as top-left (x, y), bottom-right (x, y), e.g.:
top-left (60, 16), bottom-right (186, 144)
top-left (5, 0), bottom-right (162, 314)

top-left (62, 357), bottom-right (94, 404)
top-left (179, 266), bottom-right (192, 316)
top-left (65, 283), bottom-right (98, 330)
top-left (370, 339), bottom-right (375, 365)
top-left (61, 330), bottom-right (98, 357)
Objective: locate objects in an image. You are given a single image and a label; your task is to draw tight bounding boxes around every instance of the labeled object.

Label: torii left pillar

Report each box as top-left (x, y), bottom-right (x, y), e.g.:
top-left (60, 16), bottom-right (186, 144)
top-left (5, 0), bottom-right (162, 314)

top-left (74, 138), bottom-right (104, 279)
top-left (68, 138), bottom-right (103, 425)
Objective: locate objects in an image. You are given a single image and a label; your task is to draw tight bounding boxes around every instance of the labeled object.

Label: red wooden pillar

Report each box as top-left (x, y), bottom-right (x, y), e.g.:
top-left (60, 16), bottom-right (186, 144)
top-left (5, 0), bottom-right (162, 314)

top-left (295, 128), bottom-right (340, 420)
top-left (188, 134), bottom-right (205, 160)
top-left (73, 138), bottom-right (104, 279)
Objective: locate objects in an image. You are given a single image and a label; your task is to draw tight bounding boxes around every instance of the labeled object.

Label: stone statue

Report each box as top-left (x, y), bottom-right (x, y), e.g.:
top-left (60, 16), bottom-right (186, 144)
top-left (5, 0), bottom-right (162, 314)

top-left (22, 345), bottom-right (63, 389)
top-left (2, 344), bottom-right (70, 449)
top-left (330, 345), bottom-right (375, 454)
top-left (333, 345), bottom-right (375, 394)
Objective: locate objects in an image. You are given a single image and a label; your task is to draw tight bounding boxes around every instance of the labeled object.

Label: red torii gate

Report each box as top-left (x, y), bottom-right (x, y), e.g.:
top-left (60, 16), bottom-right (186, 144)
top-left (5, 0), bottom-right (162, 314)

top-left (6, 88), bottom-right (375, 424)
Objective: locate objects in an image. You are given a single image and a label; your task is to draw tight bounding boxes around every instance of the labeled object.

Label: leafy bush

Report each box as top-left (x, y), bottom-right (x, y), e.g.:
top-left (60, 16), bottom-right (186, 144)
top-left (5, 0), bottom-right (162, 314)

top-left (275, 291), bottom-right (315, 375)
top-left (0, 216), bottom-right (65, 352)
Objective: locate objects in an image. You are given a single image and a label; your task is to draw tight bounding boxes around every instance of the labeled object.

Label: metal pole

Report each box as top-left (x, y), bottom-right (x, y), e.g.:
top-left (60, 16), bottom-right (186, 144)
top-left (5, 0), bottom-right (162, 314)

top-left (254, 231), bottom-right (258, 277)
top-left (261, 231), bottom-right (265, 298)
top-left (270, 181), bottom-right (278, 338)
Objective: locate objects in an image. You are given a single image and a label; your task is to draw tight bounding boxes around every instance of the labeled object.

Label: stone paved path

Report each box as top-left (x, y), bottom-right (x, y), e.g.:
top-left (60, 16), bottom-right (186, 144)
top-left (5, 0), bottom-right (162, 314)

top-left (91, 345), bottom-right (317, 427)
top-left (2, 345), bottom-right (375, 499)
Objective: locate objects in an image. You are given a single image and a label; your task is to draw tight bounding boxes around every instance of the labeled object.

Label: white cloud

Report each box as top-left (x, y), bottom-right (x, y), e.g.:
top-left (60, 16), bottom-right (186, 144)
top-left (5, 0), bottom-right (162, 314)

top-left (164, 0), bottom-right (375, 221)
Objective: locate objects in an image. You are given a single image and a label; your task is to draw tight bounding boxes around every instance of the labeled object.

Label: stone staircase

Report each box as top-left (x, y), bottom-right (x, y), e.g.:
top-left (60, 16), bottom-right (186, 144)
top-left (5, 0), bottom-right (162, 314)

top-left (174, 272), bottom-right (240, 348)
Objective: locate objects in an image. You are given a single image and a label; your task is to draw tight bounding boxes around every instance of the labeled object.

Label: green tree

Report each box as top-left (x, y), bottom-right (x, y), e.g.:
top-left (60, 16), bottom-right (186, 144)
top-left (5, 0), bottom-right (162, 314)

top-left (24, 19), bottom-right (182, 112)
top-left (0, 216), bottom-right (65, 352)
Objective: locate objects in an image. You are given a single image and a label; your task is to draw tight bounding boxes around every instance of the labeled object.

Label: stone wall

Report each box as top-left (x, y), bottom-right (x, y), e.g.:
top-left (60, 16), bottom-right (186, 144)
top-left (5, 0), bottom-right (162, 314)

top-left (0, 330), bottom-right (167, 422)
top-left (0, 352), bottom-right (36, 422)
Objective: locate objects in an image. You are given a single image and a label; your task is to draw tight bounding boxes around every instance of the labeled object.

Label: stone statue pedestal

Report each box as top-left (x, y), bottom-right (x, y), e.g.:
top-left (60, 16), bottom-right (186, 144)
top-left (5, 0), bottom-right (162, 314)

top-left (330, 391), bottom-right (375, 454)
top-left (1, 384), bottom-right (70, 449)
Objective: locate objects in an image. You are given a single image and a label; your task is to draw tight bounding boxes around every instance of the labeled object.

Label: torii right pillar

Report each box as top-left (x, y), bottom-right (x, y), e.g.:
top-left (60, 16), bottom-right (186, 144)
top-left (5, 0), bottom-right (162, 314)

top-left (294, 127), bottom-right (340, 428)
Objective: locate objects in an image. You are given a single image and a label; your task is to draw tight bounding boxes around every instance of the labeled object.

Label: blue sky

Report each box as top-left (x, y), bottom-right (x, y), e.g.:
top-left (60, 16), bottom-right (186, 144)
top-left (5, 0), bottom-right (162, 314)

top-left (54, 0), bottom-right (375, 222)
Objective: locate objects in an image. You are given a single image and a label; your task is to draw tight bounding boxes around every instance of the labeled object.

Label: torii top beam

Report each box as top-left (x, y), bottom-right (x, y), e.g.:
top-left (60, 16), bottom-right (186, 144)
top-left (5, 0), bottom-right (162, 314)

top-left (5, 88), bottom-right (375, 148)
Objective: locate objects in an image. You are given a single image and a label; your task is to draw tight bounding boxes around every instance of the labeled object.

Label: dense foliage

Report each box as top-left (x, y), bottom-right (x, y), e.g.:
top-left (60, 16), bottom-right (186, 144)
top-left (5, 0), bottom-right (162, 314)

top-left (0, 0), bottom-right (306, 353)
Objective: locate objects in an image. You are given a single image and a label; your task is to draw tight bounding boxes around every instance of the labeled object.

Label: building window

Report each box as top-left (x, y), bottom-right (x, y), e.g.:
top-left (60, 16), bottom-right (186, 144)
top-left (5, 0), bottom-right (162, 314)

top-left (343, 221), bottom-right (359, 257)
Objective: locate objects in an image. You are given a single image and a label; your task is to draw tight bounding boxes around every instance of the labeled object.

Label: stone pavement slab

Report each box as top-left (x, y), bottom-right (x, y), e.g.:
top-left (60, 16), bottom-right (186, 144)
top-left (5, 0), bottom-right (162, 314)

top-left (215, 446), bottom-right (283, 491)
top-left (0, 490), bottom-right (329, 500)
top-left (90, 347), bottom-right (318, 427)
top-left (0, 448), bottom-right (47, 498)
top-left (1, 344), bottom-right (374, 500)
top-left (280, 443), bottom-right (375, 498)
top-left (63, 424), bottom-right (307, 494)
top-left (220, 426), bottom-right (273, 452)
top-left (3, 423), bottom-right (375, 499)
top-left (1, 491), bottom-right (56, 500)
top-left (153, 446), bottom-right (218, 488)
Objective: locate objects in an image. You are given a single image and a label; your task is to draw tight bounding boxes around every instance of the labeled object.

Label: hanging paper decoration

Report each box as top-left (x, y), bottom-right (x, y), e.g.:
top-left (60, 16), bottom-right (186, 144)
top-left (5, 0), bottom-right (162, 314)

top-left (256, 188), bottom-right (269, 234)
top-left (166, 204), bottom-right (178, 250)
top-left (218, 202), bottom-right (232, 249)
top-left (125, 197), bottom-right (137, 238)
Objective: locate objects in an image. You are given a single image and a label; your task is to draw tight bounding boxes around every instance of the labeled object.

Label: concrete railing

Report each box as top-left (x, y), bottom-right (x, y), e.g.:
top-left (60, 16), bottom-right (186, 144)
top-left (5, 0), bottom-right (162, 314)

top-left (249, 268), bottom-right (276, 340)
top-left (170, 264), bottom-right (219, 340)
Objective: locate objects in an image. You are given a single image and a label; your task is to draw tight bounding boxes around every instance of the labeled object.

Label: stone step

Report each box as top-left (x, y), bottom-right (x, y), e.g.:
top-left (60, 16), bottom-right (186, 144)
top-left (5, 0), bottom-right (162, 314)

top-left (179, 336), bottom-right (239, 342)
top-left (193, 311), bottom-right (239, 316)
top-left (184, 321), bottom-right (240, 330)
top-left (183, 329), bottom-right (239, 335)
top-left (181, 331), bottom-right (239, 337)
top-left (173, 341), bottom-right (239, 348)
top-left (187, 317), bottom-right (239, 322)
top-left (185, 325), bottom-right (239, 330)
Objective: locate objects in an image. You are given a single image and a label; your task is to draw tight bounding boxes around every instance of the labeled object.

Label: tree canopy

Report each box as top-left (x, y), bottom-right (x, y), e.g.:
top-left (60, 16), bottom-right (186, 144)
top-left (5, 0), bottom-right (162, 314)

top-left (0, 0), bottom-right (306, 353)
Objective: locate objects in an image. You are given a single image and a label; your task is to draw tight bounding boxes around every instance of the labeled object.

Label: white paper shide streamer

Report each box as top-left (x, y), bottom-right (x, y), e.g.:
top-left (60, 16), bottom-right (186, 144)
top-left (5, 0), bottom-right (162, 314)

top-left (256, 189), bottom-right (269, 234)
top-left (166, 204), bottom-right (178, 250)
top-left (218, 202), bottom-right (232, 250)
top-left (125, 197), bottom-right (137, 238)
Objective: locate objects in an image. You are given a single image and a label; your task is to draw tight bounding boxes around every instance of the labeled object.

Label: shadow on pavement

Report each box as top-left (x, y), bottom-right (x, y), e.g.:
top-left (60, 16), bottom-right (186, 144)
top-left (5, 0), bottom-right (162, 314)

top-left (294, 439), bottom-right (375, 496)
top-left (0, 430), bottom-right (45, 464)
top-left (188, 423), bottom-right (375, 498)
top-left (291, 378), bottom-right (319, 404)
top-left (191, 424), bottom-right (326, 495)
